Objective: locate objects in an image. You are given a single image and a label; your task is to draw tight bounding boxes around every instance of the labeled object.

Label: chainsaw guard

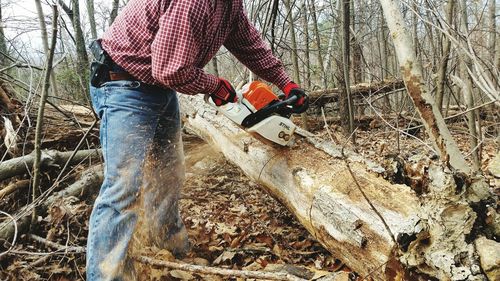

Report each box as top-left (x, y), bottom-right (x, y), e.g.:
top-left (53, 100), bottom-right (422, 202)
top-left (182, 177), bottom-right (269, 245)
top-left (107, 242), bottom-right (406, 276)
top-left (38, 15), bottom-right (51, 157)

top-left (247, 115), bottom-right (296, 146)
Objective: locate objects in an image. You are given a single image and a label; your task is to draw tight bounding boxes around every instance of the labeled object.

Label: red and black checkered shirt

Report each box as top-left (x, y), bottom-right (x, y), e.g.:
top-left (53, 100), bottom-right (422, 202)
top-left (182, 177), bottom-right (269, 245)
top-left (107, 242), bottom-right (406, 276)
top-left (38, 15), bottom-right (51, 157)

top-left (101, 0), bottom-right (291, 95)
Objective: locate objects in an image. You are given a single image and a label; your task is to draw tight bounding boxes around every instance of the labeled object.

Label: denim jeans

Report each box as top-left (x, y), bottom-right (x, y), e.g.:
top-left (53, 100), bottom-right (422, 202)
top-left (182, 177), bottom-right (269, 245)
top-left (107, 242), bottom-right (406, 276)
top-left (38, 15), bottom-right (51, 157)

top-left (86, 80), bottom-right (188, 281)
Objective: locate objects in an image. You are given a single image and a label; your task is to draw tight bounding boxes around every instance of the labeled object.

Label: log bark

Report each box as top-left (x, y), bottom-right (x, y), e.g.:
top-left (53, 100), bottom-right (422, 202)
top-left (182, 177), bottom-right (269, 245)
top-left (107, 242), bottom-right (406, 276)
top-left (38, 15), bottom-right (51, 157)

top-left (0, 165), bottom-right (103, 244)
top-left (179, 95), bottom-right (492, 280)
top-left (0, 149), bottom-right (101, 181)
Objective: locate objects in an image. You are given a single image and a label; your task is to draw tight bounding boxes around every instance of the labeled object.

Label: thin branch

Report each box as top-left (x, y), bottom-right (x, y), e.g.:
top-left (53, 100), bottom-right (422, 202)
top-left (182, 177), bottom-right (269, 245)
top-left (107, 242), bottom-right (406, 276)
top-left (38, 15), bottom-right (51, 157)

top-left (134, 255), bottom-right (307, 281)
top-left (32, 4), bottom-right (59, 222)
top-left (27, 234), bottom-right (85, 253)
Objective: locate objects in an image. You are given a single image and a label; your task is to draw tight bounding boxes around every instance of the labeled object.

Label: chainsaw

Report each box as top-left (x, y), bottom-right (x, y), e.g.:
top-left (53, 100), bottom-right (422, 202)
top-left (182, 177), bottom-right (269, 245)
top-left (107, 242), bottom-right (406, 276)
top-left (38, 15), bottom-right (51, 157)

top-left (205, 81), bottom-right (300, 146)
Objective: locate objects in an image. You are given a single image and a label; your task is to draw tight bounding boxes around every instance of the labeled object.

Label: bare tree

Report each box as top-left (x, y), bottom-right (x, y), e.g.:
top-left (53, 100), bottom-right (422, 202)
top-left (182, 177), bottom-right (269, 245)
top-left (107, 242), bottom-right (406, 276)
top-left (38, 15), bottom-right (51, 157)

top-left (0, 0), bottom-right (8, 67)
top-left (34, 0), bottom-right (59, 99)
top-left (284, 0), bottom-right (309, 130)
top-left (340, 0), bottom-right (355, 136)
top-left (87, 0), bottom-right (98, 39)
top-left (379, 0), bottom-right (472, 175)
top-left (307, 0), bottom-right (328, 89)
top-left (435, 0), bottom-right (455, 112)
top-left (457, 0), bottom-right (480, 170)
top-left (32, 4), bottom-right (58, 223)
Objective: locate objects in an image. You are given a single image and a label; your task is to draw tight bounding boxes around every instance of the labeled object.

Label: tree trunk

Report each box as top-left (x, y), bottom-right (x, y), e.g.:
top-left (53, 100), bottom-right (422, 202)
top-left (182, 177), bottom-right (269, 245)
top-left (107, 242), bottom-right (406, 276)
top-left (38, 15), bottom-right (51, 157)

top-left (110, 0), bottom-right (120, 25)
top-left (488, 0), bottom-right (498, 87)
top-left (178, 94), bottom-right (496, 280)
top-left (307, 0), bottom-right (328, 89)
top-left (340, 0), bottom-right (355, 136)
top-left (0, 1), bottom-right (9, 67)
top-left (350, 0), bottom-right (362, 84)
top-left (379, 9), bottom-right (392, 112)
top-left (284, 0), bottom-right (308, 130)
top-left (58, 0), bottom-right (89, 95)
top-left (86, 0), bottom-right (97, 39)
top-left (435, 0), bottom-right (455, 112)
top-left (71, 0), bottom-right (88, 68)
top-left (379, 0), bottom-right (479, 178)
top-left (32, 4), bottom-right (58, 221)
top-left (34, 0), bottom-right (59, 99)
top-left (457, 0), bottom-right (480, 171)
top-left (301, 1), bottom-right (311, 89)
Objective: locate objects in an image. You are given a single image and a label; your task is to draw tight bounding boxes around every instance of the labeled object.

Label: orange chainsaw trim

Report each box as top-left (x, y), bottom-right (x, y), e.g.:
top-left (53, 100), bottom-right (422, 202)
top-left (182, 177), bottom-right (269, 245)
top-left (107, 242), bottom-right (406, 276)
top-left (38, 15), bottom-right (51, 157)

top-left (242, 81), bottom-right (279, 111)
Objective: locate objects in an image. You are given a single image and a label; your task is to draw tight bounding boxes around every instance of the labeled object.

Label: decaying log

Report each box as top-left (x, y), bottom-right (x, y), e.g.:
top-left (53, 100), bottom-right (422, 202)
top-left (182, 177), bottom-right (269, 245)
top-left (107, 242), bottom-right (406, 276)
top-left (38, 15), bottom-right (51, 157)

top-left (179, 95), bottom-right (495, 280)
top-left (180, 95), bottom-right (420, 280)
top-left (0, 149), bottom-right (101, 181)
top-left (0, 165), bottom-right (103, 244)
top-left (308, 80), bottom-right (404, 104)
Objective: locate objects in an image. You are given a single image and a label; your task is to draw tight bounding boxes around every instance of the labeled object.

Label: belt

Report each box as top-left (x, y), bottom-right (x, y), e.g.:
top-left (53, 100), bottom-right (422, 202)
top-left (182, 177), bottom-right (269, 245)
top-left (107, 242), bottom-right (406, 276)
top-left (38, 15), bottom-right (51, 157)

top-left (108, 61), bottom-right (136, 81)
top-left (109, 71), bottom-right (135, 81)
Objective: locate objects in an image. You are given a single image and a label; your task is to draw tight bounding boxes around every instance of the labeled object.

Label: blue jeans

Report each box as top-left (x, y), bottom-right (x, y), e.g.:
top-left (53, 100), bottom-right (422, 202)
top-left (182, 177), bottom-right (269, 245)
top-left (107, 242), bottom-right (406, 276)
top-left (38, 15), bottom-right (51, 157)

top-left (87, 80), bottom-right (188, 281)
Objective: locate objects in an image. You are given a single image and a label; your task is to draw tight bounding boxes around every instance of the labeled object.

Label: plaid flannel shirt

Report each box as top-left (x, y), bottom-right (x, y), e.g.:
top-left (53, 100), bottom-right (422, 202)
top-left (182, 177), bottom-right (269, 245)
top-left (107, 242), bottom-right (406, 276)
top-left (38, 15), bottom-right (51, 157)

top-left (101, 0), bottom-right (291, 95)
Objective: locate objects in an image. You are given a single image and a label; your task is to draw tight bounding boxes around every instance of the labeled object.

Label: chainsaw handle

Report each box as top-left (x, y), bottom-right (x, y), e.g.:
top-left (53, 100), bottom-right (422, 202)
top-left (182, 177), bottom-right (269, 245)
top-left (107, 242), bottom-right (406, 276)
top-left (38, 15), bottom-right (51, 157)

top-left (282, 94), bottom-right (298, 105)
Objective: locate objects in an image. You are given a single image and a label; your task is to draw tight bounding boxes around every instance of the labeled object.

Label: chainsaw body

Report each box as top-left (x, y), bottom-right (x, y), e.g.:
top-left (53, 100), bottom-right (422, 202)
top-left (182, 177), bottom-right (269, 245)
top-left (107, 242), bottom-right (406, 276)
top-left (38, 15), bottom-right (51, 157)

top-left (207, 81), bottom-right (297, 146)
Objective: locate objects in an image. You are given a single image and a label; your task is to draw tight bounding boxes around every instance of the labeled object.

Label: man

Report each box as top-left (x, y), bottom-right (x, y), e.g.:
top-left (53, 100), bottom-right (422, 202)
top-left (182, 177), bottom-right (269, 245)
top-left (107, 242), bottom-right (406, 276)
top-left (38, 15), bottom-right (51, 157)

top-left (87, 0), bottom-right (308, 280)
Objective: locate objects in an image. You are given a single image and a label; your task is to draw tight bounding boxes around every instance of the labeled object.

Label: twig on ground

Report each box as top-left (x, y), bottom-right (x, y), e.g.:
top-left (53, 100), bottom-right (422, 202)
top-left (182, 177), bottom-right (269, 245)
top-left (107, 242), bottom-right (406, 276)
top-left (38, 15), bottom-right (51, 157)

top-left (27, 234), bottom-right (85, 253)
top-left (0, 179), bottom-right (30, 199)
top-left (134, 255), bottom-right (307, 281)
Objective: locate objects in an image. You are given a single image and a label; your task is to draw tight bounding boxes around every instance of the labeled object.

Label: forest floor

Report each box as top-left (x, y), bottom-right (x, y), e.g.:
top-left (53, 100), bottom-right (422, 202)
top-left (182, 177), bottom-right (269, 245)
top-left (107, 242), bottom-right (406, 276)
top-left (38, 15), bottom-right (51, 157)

top-left (0, 103), bottom-right (497, 281)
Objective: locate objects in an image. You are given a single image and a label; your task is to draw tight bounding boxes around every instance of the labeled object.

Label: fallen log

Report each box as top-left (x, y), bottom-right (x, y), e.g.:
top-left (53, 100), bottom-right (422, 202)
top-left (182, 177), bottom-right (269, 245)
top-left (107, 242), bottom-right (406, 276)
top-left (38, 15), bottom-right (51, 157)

top-left (308, 80), bottom-right (404, 105)
top-left (179, 95), bottom-right (495, 280)
top-left (0, 149), bottom-right (101, 181)
top-left (0, 165), bottom-right (103, 246)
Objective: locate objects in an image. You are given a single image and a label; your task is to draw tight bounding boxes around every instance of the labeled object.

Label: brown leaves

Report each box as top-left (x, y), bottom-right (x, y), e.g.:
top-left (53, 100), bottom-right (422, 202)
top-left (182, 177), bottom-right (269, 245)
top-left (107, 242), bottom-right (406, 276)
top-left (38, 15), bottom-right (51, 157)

top-left (175, 144), bottom-right (345, 278)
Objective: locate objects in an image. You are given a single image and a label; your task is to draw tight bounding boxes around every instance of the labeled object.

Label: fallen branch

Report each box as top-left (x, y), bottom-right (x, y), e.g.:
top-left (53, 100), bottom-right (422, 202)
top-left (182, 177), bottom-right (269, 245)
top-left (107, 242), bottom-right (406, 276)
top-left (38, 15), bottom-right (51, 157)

top-left (0, 149), bottom-right (101, 181)
top-left (134, 255), bottom-right (306, 281)
top-left (309, 80), bottom-right (404, 104)
top-left (0, 179), bottom-right (30, 199)
top-left (27, 234), bottom-right (85, 253)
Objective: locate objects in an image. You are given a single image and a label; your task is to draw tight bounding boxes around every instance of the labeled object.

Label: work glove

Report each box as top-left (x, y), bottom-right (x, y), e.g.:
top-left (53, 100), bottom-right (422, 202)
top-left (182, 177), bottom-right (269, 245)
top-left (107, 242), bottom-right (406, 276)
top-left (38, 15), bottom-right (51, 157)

top-left (210, 78), bottom-right (238, 106)
top-left (282, 82), bottom-right (309, 113)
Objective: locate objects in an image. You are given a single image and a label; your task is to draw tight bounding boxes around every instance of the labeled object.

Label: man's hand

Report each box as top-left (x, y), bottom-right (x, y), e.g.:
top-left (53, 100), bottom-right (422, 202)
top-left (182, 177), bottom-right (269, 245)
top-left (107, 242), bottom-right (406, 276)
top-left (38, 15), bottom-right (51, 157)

top-left (282, 82), bottom-right (309, 113)
top-left (210, 78), bottom-right (238, 106)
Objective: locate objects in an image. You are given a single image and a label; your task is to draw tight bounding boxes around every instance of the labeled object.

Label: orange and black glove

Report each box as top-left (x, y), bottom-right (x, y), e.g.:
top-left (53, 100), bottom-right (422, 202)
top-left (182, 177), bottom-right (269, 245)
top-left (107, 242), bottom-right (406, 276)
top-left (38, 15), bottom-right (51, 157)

top-left (282, 82), bottom-right (309, 113)
top-left (210, 78), bottom-right (238, 106)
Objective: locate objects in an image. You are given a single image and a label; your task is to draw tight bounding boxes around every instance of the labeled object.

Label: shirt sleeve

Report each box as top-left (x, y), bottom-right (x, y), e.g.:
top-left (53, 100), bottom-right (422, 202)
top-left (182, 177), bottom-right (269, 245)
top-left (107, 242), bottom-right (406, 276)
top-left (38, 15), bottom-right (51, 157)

top-left (224, 6), bottom-right (291, 90)
top-left (150, 0), bottom-right (219, 95)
